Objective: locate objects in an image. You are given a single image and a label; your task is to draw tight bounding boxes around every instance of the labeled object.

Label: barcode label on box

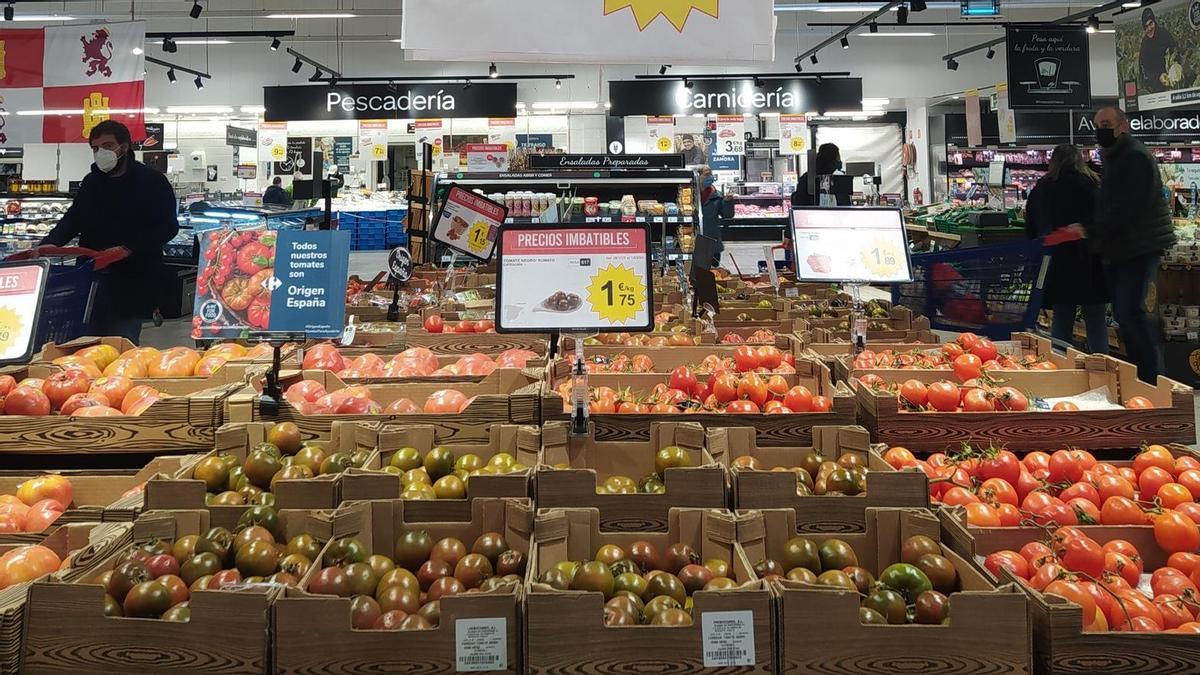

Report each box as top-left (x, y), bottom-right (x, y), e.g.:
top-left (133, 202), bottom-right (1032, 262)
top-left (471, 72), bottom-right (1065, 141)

top-left (701, 610), bottom-right (755, 667)
top-left (784, 287), bottom-right (799, 297)
top-left (456, 617), bottom-right (507, 672)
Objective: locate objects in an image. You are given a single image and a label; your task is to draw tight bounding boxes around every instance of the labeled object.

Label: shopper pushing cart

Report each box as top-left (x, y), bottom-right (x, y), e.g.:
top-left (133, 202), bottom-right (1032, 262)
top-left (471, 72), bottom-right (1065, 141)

top-left (20, 120), bottom-right (179, 343)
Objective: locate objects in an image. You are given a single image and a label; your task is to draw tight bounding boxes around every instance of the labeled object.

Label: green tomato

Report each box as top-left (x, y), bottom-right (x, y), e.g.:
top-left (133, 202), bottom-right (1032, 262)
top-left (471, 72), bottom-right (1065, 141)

top-left (878, 562), bottom-right (933, 603)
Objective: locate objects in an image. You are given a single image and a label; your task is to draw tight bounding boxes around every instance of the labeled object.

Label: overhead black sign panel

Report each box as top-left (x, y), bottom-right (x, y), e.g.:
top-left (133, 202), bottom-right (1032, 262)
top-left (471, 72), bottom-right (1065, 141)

top-left (226, 125), bottom-right (257, 148)
top-left (1075, 108), bottom-right (1200, 146)
top-left (1005, 26), bottom-right (1092, 109)
top-left (608, 78), bottom-right (864, 117)
top-left (264, 83), bottom-right (518, 121)
top-left (528, 154), bottom-right (685, 170)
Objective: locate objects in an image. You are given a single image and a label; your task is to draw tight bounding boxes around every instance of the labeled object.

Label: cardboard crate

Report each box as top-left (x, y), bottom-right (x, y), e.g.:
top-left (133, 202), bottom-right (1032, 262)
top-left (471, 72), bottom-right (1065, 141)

top-left (21, 509), bottom-right (292, 674)
top-left (535, 421), bottom-right (725, 532)
top-left (526, 507), bottom-right (775, 674)
top-left (32, 336), bottom-right (281, 377)
top-left (853, 354), bottom-right (1195, 451)
top-left (403, 315), bottom-right (549, 355)
top-left (938, 508), bottom-right (1199, 674)
top-left (833, 331), bottom-right (1083, 384)
top-left (144, 420), bottom-right (377, 523)
top-left (274, 498), bottom-right (530, 675)
top-left (710, 425), bottom-right (929, 533)
top-left (341, 423), bottom-right (537, 522)
top-left (702, 318), bottom-right (805, 344)
top-left (543, 357), bottom-right (855, 447)
top-left (226, 368), bottom-right (544, 444)
top-left (0, 522), bottom-right (132, 675)
top-left (558, 324), bottom-right (706, 351)
top-left (558, 340), bottom-right (801, 374)
top-left (738, 507), bottom-right (1032, 674)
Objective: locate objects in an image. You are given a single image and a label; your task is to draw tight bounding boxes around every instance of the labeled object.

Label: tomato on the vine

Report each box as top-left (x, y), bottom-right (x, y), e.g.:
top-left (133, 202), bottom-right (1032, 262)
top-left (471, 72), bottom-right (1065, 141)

top-left (926, 381), bottom-right (960, 412)
top-left (952, 353), bottom-right (982, 381)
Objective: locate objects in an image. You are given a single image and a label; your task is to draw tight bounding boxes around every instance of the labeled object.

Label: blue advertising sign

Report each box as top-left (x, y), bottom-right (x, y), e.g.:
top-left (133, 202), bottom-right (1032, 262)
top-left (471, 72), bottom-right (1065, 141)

top-left (516, 133), bottom-right (554, 150)
top-left (192, 229), bottom-right (350, 339)
top-left (705, 128), bottom-right (741, 171)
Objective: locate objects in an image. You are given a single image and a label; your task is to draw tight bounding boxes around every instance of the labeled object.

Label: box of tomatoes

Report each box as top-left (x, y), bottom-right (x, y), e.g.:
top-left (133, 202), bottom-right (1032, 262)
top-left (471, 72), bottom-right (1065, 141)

top-left (525, 507), bottom-right (776, 674)
top-left (711, 425), bottom-right (929, 533)
top-left (739, 507), bottom-right (1032, 674)
top-left (274, 498), bottom-right (530, 675)
top-left (403, 312), bottom-right (551, 357)
top-left (852, 353), bottom-right (1195, 451)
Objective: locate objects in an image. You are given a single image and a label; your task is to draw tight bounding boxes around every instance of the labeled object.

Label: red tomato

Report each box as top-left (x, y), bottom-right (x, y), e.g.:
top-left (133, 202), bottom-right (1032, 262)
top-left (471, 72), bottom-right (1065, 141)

top-left (898, 379), bottom-right (928, 407)
top-left (1139, 467), bottom-right (1175, 502)
top-left (0, 545), bottom-right (61, 591)
top-left (383, 398), bottom-right (419, 414)
top-left (926, 381), bottom-right (960, 412)
top-left (997, 503), bottom-right (1022, 526)
top-left (4, 386), bottom-right (50, 416)
top-left (1020, 542), bottom-right (1054, 569)
top-left (979, 478), bottom-right (1018, 506)
top-left (1154, 595), bottom-right (1195, 630)
top-left (733, 346), bottom-right (760, 373)
top-left (1053, 401), bottom-right (1080, 411)
top-left (962, 388), bottom-right (994, 412)
top-left (956, 332), bottom-right (981, 349)
top-left (1023, 451), bottom-right (1052, 473)
top-left (756, 346), bottom-right (782, 370)
top-left (970, 338), bottom-right (998, 363)
top-left (1060, 482), bottom-right (1101, 507)
top-left (952, 353), bottom-right (983, 381)
top-left (1125, 396), bottom-right (1154, 409)
top-left (59, 392), bottom-right (109, 416)
top-left (725, 400), bottom-right (760, 413)
top-left (1056, 535), bottom-right (1105, 578)
top-left (1044, 580), bottom-right (1097, 628)
top-left (22, 499), bottom-right (62, 532)
top-left (1151, 568), bottom-right (1197, 598)
top-left (1047, 449), bottom-right (1085, 484)
top-left (809, 396), bottom-right (832, 413)
top-left (668, 367), bottom-right (698, 397)
top-left (1096, 474), bottom-right (1136, 503)
top-left (41, 369), bottom-right (91, 412)
top-left (765, 375), bottom-right (789, 400)
top-left (1108, 591), bottom-right (1164, 632)
top-left (1030, 500), bottom-right (1078, 527)
top-left (1029, 562), bottom-right (1063, 591)
top-left (284, 379), bottom-right (328, 406)
top-left (1067, 498), bottom-right (1102, 524)
top-left (943, 486), bottom-right (980, 506)
top-left (1167, 552), bottom-right (1200, 577)
top-left (984, 551), bottom-right (1030, 580)
top-left (964, 502), bottom-right (1002, 527)
top-left (1176, 469), bottom-right (1200, 498)
top-left (783, 386), bottom-right (813, 412)
top-left (422, 314), bottom-right (444, 333)
top-left (712, 374), bottom-right (739, 404)
top-left (1158, 483), bottom-right (1195, 510)
top-left (1016, 468), bottom-right (1043, 503)
top-left (978, 450), bottom-right (1021, 487)
top-left (1133, 444), bottom-right (1176, 475)
top-left (737, 373), bottom-right (769, 408)
top-left (1101, 496), bottom-right (1148, 525)
top-left (882, 446), bottom-right (916, 469)
top-left (1154, 511), bottom-right (1200, 553)
top-left (993, 386), bottom-right (1029, 412)
top-left (302, 344), bottom-right (346, 372)
top-left (424, 389), bottom-right (469, 414)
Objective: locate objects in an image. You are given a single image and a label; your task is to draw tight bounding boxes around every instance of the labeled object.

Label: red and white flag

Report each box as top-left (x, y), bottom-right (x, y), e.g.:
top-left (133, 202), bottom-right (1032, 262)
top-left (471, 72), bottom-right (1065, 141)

top-left (0, 21), bottom-right (145, 147)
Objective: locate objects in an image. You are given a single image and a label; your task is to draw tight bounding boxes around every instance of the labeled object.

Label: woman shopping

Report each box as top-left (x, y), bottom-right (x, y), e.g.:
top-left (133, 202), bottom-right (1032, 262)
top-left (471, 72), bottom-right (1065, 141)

top-left (1024, 144), bottom-right (1109, 354)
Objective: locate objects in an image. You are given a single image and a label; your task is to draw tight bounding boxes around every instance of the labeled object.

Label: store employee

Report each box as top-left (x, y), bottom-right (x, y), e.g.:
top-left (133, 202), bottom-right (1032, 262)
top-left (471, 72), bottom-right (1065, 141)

top-left (36, 120), bottom-right (180, 343)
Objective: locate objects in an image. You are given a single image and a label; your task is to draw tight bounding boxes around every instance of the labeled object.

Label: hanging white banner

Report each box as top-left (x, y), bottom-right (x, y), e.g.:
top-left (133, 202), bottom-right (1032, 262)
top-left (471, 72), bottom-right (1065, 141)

top-left (401, 0), bottom-right (776, 65)
top-left (778, 114), bottom-right (808, 155)
top-left (996, 85), bottom-right (1017, 144)
top-left (488, 118), bottom-right (517, 150)
top-left (258, 122), bottom-right (287, 163)
top-left (413, 118), bottom-right (445, 162)
top-left (647, 116), bottom-right (675, 153)
top-left (714, 115), bottom-right (746, 156)
top-left (358, 120), bottom-right (389, 161)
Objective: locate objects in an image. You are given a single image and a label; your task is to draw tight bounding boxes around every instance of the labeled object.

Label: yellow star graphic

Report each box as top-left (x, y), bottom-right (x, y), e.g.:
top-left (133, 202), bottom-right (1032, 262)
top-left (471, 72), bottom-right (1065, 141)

top-left (603, 0), bottom-right (719, 32)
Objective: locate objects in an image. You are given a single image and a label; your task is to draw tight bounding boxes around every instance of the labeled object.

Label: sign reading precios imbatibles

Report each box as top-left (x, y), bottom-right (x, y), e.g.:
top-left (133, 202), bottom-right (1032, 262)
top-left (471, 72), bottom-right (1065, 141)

top-left (495, 224), bottom-right (653, 333)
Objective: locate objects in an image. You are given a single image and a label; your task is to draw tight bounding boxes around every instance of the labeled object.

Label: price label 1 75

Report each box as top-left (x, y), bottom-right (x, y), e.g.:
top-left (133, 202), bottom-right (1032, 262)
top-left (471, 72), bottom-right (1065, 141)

top-left (586, 264), bottom-right (646, 325)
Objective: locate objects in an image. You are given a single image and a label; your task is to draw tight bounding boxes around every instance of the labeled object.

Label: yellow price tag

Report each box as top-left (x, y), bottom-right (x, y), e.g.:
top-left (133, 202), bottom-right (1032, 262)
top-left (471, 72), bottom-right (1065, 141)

top-left (271, 144), bottom-right (285, 161)
top-left (465, 220), bottom-right (491, 254)
top-left (790, 137), bottom-right (806, 152)
top-left (0, 306), bottom-right (24, 353)
top-left (860, 238), bottom-right (903, 278)
top-left (586, 264), bottom-right (646, 325)
top-left (656, 136), bottom-right (673, 152)
top-left (372, 145), bottom-right (386, 160)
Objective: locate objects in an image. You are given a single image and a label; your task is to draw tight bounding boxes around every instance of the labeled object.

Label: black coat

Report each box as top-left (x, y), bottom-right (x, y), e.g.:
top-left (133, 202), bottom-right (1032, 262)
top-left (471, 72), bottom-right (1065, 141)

top-left (43, 158), bottom-right (180, 318)
top-left (1025, 168), bottom-right (1108, 306)
top-left (263, 184), bottom-right (292, 206)
top-left (1092, 133), bottom-right (1177, 261)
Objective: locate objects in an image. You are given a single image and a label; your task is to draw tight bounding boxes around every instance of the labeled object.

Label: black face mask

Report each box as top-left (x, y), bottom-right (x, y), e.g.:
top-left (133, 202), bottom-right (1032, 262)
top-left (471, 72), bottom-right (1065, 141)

top-left (1096, 127), bottom-right (1118, 148)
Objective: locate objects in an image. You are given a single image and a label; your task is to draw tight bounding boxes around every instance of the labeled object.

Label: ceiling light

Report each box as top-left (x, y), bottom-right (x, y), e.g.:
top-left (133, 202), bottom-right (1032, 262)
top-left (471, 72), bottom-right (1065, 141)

top-left (815, 75), bottom-right (823, 85)
top-left (810, 54), bottom-right (818, 64)
top-left (947, 58), bottom-right (959, 70)
top-left (270, 37), bottom-right (281, 51)
top-left (858, 31), bottom-right (936, 36)
top-left (190, 1), bottom-right (203, 19)
top-left (897, 5), bottom-right (909, 24)
top-left (532, 101), bottom-right (598, 109)
top-left (329, 76), bottom-right (338, 86)
top-left (840, 36), bottom-right (850, 49)
top-left (166, 106), bottom-right (235, 114)
top-left (953, 94), bottom-right (961, 99)
top-left (986, 46), bottom-right (996, 58)
top-left (291, 57), bottom-right (302, 73)
top-left (390, 38), bottom-right (403, 44)
top-left (795, 62), bottom-right (803, 72)
top-left (464, 80), bottom-right (473, 90)
top-left (555, 79), bottom-right (561, 89)
top-left (911, 0), bottom-right (927, 10)
top-left (4, 4), bottom-right (13, 21)
top-left (265, 13), bottom-right (358, 19)
top-left (863, 98), bottom-right (890, 106)
top-left (194, 76), bottom-right (204, 90)
top-left (869, 22), bottom-right (878, 33)
top-left (151, 39), bottom-right (232, 45)
top-left (604, 101), bottom-right (612, 109)
top-left (1121, 0), bottom-right (1141, 6)
top-left (10, 14), bottom-right (74, 21)
top-left (131, 47), bottom-right (144, 55)
top-left (754, 76), bottom-right (764, 87)
top-left (310, 67), bottom-right (323, 82)
top-left (167, 68), bottom-right (177, 84)
top-left (489, 62), bottom-right (498, 78)
top-left (1086, 15), bottom-right (1099, 33)
top-left (659, 65), bottom-right (670, 75)
top-left (162, 37), bottom-right (177, 53)
top-left (684, 78), bottom-right (694, 89)
top-left (240, 105), bottom-right (266, 113)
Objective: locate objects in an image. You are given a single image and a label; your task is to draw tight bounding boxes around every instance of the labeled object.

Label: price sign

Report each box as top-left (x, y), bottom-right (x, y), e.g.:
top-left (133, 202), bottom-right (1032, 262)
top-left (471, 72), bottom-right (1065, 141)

top-left (0, 261), bottom-right (47, 365)
top-left (496, 224), bottom-right (653, 333)
top-left (716, 115), bottom-right (746, 156)
top-left (388, 246), bottom-right (413, 282)
top-left (431, 185), bottom-right (507, 261)
top-left (791, 207), bottom-right (914, 283)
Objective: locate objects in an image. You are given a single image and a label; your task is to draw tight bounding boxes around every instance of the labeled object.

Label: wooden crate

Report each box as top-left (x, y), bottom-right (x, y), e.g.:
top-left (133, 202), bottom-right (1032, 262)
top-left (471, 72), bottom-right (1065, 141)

top-left (701, 319), bottom-right (805, 344)
top-left (938, 509), bottom-right (1199, 674)
top-left (710, 425), bottom-right (929, 533)
top-left (21, 510), bottom-right (291, 674)
top-left (0, 522), bottom-right (132, 675)
top-left (798, 307), bottom-right (934, 342)
top-left (33, 336), bottom-right (282, 377)
top-left (143, 420), bottom-right (376, 523)
top-left (526, 507), bottom-right (775, 674)
top-left (739, 507), bottom-right (1031, 674)
top-left (340, 423), bottom-right (538, 522)
top-left (853, 355), bottom-right (1196, 451)
top-left (535, 421), bottom-right (724, 532)
top-left (274, 498), bottom-right (530, 675)
top-left (225, 368), bottom-right (545, 444)
top-left (832, 332), bottom-right (1082, 383)
top-left (543, 357), bottom-right (855, 447)
top-left (403, 315), bottom-right (549, 355)
top-left (560, 340), bottom-right (801, 374)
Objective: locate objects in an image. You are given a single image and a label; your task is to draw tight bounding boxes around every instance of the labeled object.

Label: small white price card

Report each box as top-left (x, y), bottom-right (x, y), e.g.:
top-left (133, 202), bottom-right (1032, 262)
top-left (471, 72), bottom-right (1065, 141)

top-left (701, 610), bottom-right (756, 667)
top-left (455, 617), bottom-right (507, 672)
top-left (791, 207), bottom-right (914, 284)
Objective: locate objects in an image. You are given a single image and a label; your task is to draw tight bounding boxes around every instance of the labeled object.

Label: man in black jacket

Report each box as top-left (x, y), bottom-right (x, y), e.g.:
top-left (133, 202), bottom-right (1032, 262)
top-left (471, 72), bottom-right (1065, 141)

top-left (1090, 106), bottom-right (1177, 382)
top-left (263, 176), bottom-right (292, 206)
top-left (38, 120), bottom-right (179, 343)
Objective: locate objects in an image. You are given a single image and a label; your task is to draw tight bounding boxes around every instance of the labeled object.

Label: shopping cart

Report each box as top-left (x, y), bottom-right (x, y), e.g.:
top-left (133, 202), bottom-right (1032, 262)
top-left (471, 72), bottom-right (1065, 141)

top-left (4, 246), bottom-right (100, 347)
top-left (891, 239), bottom-right (1050, 340)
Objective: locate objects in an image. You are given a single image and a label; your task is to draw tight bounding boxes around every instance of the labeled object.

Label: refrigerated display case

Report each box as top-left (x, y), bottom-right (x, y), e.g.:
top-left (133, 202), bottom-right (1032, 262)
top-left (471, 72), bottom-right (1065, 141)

top-left (0, 195), bottom-right (73, 255)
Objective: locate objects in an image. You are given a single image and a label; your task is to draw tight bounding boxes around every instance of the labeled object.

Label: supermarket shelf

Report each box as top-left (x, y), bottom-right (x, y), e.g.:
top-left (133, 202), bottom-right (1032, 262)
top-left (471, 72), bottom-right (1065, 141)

top-left (504, 215), bottom-right (695, 225)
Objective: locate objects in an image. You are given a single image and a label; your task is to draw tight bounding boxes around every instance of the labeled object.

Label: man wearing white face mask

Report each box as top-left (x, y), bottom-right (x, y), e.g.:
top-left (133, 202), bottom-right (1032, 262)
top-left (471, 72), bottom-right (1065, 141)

top-left (37, 120), bottom-right (179, 343)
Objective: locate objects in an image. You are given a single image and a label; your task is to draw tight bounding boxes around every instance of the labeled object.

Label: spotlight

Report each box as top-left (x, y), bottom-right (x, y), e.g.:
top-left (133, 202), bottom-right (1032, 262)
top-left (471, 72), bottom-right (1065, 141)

top-left (167, 68), bottom-right (177, 83)
top-left (3, 4), bottom-right (13, 21)
top-left (555, 78), bottom-right (561, 89)
top-left (684, 78), bottom-right (694, 90)
top-left (795, 62), bottom-right (803, 73)
top-left (463, 80), bottom-right (473, 90)
top-left (897, 5), bottom-right (909, 24)
top-left (754, 76), bottom-right (763, 88)
top-left (291, 57), bottom-right (302, 73)
top-left (329, 76), bottom-right (338, 86)
top-left (911, 0), bottom-right (927, 11)
top-left (163, 37), bottom-right (177, 53)
top-left (194, 76), bottom-right (204, 90)
top-left (190, 1), bottom-right (203, 19)
top-left (840, 36), bottom-right (850, 49)
top-left (310, 67), bottom-right (324, 82)
top-left (1086, 15), bottom-right (1099, 33)
top-left (270, 37), bottom-right (281, 51)
top-left (659, 65), bottom-right (670, 75)
top-left (488, 62), bottom-right (498, 78)
top-left (869, 22), bottom-right (878, 33)
top-left (810, 54), bottom-right (818, 65)
top-left (986, 47), bottom-right (996, 59)
top-left (947, 58), bottom-right (959, 71)
top-left (815, 75), bottom-right (823, 85)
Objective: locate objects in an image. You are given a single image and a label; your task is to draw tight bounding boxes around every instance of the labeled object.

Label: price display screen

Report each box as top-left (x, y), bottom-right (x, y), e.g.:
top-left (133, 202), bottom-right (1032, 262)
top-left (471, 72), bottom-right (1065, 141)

top-left (791, 207), bottom-right (913, 283)
top-left (495, 224), bottom-right (653, 333)
top-left (431, 185), bottom-right (507, 262)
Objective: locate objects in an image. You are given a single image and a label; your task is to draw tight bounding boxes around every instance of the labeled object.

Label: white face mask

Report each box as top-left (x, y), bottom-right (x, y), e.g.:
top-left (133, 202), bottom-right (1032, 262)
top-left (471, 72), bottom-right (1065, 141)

top-left (94, 147), bottom-right (120, 173)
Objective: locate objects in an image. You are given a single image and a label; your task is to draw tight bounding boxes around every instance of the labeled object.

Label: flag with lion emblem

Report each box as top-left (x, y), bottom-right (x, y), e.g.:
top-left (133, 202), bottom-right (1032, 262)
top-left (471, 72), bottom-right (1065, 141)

top-left (0, 21), bottom-right (144, 147)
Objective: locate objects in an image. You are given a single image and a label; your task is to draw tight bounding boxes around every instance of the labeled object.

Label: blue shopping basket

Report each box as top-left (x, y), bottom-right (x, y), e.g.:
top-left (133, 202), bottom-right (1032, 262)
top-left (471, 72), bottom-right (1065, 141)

top-left (891, 239), bottom-right (1050, 340)
top-left (6, 246), bottom-right (100, 347)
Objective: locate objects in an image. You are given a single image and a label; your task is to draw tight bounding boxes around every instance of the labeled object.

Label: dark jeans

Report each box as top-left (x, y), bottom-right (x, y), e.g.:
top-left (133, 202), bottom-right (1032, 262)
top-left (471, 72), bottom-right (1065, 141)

top-left (93, 316), bottom-right (143, 344)
top-left (1051, 303), bottom-right (1109, 354)
top-left (1106, 253), bottom-right (1163, 383)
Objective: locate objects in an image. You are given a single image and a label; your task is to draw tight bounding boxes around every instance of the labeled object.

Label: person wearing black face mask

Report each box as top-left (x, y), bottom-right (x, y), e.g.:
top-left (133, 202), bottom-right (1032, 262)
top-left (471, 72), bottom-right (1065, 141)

top-left (1089, 105), bottom-right (1176, 382)
top-left (792, 143), bottom-right (850, 207)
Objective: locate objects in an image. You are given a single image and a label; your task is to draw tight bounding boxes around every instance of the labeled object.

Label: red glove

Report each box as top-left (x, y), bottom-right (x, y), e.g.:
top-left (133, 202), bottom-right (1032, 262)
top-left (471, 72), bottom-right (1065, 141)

top-left (92, 246), bottom-right (131, 271)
